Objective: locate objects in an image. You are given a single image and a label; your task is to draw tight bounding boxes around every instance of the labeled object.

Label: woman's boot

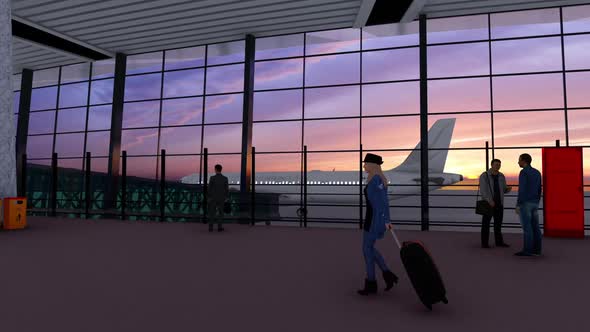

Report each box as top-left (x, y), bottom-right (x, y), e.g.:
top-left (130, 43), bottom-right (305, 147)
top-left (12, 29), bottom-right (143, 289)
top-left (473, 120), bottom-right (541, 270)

top-left (357, 279), bottom-right (378, 295)
top-left (382, 270), bottom-right (399, 291)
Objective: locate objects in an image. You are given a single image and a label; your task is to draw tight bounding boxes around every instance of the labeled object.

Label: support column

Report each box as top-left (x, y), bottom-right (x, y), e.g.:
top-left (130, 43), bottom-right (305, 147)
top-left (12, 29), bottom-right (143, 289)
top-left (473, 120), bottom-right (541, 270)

top-left (105, 53), bottom-right (126, 210)
top-left (240, 34), bottom-right (255, 194)
top-left (238, 34), bottom-right (255, 223)
top-left (0, 0), bottom-right (17, 198)
top-left (419, 14), bottom-right (429, 231)
top-left (16, 69), bottom-right (33, 197)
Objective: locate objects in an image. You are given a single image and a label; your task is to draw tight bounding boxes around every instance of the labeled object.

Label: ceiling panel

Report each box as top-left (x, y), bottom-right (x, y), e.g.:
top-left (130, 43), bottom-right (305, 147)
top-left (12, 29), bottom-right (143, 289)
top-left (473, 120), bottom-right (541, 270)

top-left (10, 0), bottom-right (590, 71)
top-left (74, 1), bottom-right (359, 40)
top-left (11, 0), bottom-right (361, 69)
top-left (99, 13), bottom-right (356, 50)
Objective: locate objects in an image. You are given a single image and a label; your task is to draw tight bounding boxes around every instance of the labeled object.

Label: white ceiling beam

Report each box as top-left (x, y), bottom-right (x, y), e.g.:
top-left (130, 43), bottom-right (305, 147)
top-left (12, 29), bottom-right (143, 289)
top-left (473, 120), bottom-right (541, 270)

top-left (401, 0), bottom-right (429, 22)
top-left (12, 16), bottom-right (115, 58)
top-left (353, 0), bottom-right (376, 28)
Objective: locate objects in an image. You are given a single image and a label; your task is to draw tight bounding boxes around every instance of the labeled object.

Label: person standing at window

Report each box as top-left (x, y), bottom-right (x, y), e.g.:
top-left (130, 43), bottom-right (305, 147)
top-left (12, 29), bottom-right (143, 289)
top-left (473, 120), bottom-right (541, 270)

top-left (515, 154), bottom-right (542, 257)
top-left (208, 164), bottom-right (229, 232)
top-left (478, 159), bottom-right (512, 248)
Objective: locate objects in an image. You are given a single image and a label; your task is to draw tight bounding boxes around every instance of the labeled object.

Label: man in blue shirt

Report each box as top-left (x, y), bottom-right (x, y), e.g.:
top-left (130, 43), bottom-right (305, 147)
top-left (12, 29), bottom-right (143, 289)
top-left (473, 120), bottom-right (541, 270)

top-left (515, 153), bottom-right (542, 257)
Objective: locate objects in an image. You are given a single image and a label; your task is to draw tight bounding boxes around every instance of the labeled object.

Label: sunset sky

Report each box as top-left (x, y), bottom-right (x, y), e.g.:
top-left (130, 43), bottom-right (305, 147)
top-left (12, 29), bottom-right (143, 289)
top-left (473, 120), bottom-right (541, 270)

top-left (16, 6), bottom-right (590, 184)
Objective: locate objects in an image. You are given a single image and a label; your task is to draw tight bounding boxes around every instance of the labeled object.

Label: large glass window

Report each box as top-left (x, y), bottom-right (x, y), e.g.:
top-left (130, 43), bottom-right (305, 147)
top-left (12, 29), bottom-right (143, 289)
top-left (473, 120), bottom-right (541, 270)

top-left (19, 4), bottom-right (590, 226)
top-left (428, 43), bottom-right (489, 78)
top-left (165, 46), bottom-right (206, 70)
top-left (490, 8), bottom-right (560, 39)
top-left (491, 37), bottom-right (562, 74)
top-left (256, 34), bottom-right (304, 60)
top-left (304, 86), bottom-right (359, 119)
top-left (26, 59), bottom-right (114, 211)
top-left (362, 22), bottom-right (419, 49)
top-left (251, 25), bottom-right (423, 226)
top-left (423, 5), bottom-right (590, 229)
top-left (119, 44), bottom-right (246, 183)
top-left (427, 15), bottom-right (488, 44)
top-left (363, 48), bottom-right (419, 82)
top-left (305, 29), bottom-right (360, 55)
top-left (493, 74), bottom-right (564, 110)
top-left (305, 53), bottom-right (360, 86)
top-left (362, 82), bottom-right (419, 116)
top-left (428, 78), bottom-right (490, 113)
top-left (494, 111), bottom-right (565, 147)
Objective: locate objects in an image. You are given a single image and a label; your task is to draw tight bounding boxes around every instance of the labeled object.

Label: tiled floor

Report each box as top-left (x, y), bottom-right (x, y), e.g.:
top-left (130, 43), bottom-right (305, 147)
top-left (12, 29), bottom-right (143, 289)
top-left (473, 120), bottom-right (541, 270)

top-left (0, 217), bottom-right (587, 332)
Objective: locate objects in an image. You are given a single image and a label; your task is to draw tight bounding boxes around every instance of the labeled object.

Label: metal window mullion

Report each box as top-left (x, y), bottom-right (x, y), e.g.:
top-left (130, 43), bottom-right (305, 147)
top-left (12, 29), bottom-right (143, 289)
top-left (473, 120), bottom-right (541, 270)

top-left (82, 63), bottom-right (93, 174)
top-left (52, 67), bottom-right (62, 159)
top-left (300, 32), bottom-right (307, 223)
top-left (155, 52), bottom-right (165, 181)
top-left (199, 45), bottom-right (209, 186)
top-left (81, 63), bottom-right (93, 211)
top-left (419, 14), bottom-right (429, 231)
top-left (488, 13), bottom-right (496, 160)
top-left (560, 7), bottom-right (570, 146)
top-left (105, 53), bottom-right (128, 211)
top-left (16, 69), bottom-right (33, 198)
top-left (359, 27), bottom-right (364, 230)
top-left (240, 34), bottom-right (255, 194)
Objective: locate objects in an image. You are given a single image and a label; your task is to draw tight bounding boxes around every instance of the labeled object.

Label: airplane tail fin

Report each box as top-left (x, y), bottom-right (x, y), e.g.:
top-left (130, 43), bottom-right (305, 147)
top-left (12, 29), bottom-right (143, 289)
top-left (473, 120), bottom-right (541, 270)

top-left (390, 118), bottom-right (456, 173)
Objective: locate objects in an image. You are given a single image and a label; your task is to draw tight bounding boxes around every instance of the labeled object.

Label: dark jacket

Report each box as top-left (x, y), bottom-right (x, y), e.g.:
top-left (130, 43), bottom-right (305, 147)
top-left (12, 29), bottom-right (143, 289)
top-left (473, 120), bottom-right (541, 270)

top-left (517, 165), bottom-right (542, 206)
top-left (366, 175), bottom-right (390, 239)
top-left (479, 169), bottom-right (510, 205)
top-left (208, 173), bottom-right (229, 203)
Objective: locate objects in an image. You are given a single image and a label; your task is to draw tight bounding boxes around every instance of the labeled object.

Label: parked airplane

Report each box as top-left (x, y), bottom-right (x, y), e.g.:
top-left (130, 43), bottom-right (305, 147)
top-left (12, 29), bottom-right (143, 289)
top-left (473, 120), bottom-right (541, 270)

top-left (181, 118), bottom-right (463, 203)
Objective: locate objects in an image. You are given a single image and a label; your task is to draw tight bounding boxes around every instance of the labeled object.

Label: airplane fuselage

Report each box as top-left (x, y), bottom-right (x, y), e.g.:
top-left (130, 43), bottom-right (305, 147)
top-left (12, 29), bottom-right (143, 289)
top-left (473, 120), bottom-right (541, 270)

top-left (183, 170), bottom-right (463, 203)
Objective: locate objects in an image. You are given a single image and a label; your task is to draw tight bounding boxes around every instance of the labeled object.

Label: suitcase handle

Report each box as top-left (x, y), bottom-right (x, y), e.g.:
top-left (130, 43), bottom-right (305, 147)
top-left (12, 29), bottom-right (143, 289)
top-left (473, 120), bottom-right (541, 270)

top-left (389, 228), bottom-right (401, 249)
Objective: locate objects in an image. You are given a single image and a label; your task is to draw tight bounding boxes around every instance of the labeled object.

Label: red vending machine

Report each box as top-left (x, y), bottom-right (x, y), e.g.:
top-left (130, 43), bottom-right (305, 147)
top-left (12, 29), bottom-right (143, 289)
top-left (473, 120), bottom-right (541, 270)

top-left (542, 147), bottom-right (585, 238)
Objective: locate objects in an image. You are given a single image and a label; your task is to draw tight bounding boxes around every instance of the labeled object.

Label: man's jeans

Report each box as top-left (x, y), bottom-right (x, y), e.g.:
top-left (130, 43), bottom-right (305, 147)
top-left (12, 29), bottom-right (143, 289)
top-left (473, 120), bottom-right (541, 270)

top-left (519, 202), bottom-right (542, 254)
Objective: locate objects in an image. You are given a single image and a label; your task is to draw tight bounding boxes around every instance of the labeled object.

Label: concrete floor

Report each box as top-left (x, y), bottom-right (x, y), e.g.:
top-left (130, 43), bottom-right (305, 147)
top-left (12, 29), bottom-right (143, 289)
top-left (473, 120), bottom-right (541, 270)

top-left (0, 217), bottom-right (588, 332)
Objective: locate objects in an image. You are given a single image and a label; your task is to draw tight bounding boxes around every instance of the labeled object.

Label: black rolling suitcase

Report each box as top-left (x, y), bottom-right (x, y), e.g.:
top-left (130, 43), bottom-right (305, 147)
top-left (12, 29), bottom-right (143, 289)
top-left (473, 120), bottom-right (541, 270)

top-left (390, 229), bottom-right (448, 310)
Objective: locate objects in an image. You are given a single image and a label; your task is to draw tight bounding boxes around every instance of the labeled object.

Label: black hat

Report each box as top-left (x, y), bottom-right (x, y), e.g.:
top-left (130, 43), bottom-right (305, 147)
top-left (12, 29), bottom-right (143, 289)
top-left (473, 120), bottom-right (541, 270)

top-left (363, 153), bottom-right (383, 165)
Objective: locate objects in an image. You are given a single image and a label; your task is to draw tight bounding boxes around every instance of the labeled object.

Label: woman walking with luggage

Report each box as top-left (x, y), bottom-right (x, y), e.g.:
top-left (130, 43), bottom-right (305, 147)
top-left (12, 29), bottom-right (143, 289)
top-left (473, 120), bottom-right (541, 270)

top-left (358, 153), bottom-right (399, 296)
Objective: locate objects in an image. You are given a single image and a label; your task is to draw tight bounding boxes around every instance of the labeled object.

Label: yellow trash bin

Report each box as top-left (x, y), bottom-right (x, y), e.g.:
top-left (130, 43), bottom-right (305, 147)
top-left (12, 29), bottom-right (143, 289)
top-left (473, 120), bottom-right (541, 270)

top-left (3, 197), bottom-right (27, 230)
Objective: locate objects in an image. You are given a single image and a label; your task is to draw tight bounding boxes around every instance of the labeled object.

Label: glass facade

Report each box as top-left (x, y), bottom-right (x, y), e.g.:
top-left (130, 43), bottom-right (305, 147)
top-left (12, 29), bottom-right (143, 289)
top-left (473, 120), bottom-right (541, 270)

top-left (15, 3), bottom-right (590, 227)
top-left (27, 61), bottom-right (115, 173)
top-left (120, 42), bottom-right (244, 183)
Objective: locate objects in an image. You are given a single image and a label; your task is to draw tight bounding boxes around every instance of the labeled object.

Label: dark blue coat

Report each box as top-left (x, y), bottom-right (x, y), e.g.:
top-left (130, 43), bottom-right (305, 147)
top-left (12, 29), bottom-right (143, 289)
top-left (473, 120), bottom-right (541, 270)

top-left (517, 165), bottom-right (542, 206)
top-left (366, 175), bottom-right (390, 239)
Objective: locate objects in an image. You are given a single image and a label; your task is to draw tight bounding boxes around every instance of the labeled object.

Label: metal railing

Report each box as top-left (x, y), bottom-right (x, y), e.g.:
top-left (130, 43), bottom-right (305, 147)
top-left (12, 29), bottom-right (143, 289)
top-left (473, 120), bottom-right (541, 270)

top-left (21, 142), bottom-right (590, 231)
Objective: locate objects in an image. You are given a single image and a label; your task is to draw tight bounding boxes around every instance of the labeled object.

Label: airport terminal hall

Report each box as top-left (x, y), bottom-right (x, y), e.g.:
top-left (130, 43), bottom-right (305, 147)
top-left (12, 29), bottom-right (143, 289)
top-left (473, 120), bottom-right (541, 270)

top-left (2, 0), bottom-right (590, 331)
